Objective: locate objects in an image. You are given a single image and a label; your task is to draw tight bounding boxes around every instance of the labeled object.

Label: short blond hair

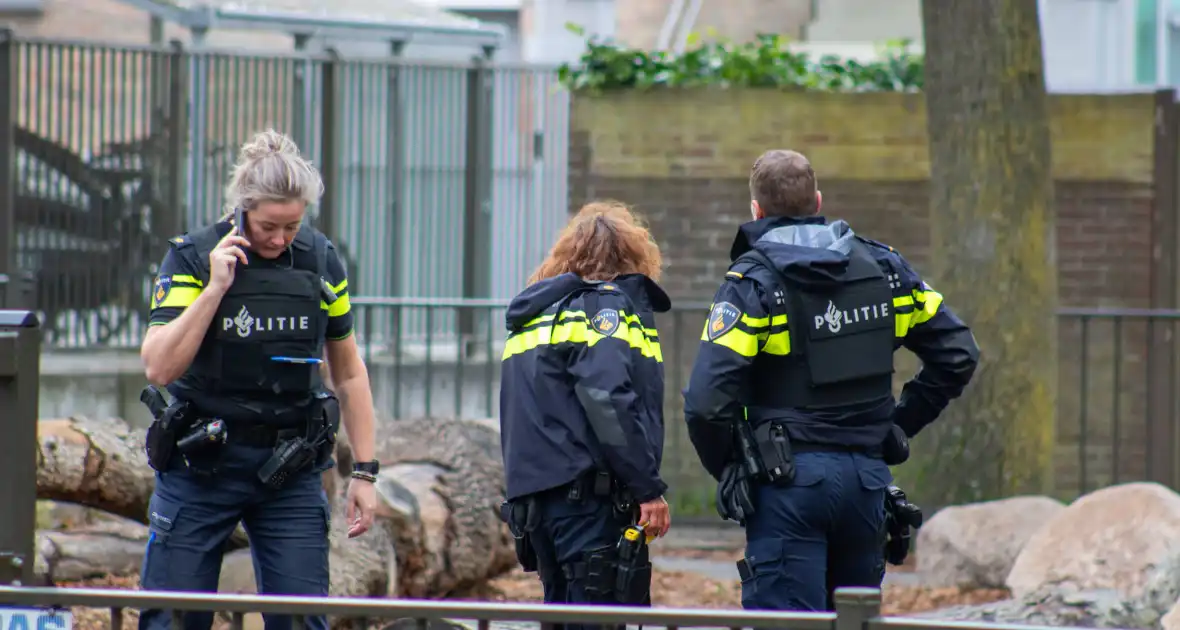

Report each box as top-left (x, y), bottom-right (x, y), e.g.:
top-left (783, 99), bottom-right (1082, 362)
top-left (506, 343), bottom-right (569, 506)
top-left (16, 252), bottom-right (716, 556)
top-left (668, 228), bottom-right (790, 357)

top-left (223, 129), bottom-right (324, 215)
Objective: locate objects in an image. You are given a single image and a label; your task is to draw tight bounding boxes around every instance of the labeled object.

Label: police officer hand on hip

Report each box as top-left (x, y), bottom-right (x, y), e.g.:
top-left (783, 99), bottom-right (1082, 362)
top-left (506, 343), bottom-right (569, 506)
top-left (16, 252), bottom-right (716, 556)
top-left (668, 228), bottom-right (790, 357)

top-left (682, 150), bottom-right (980, 612)
top-left (136, 129), bottom-right (380, 630)
top-left (499, 201), bottom-right (672, 630)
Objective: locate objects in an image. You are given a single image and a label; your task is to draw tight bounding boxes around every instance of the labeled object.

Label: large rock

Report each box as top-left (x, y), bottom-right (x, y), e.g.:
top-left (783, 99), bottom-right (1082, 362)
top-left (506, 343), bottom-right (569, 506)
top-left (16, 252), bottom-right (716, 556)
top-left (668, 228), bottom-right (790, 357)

top-left (1006, 482), bottom-right (1180, 626)
top-left (1162, 599), bottom-right (1180, 630)
top-left (914, 585), bottom-right (1147, 628)
top-left (917, 495), bottom-right (1064, 588)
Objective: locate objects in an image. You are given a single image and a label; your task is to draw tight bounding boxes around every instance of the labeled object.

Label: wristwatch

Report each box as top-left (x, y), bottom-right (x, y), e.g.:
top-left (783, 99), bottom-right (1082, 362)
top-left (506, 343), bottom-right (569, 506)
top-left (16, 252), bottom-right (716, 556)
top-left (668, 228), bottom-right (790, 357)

top-left (351, 460), bottom-right (380, 482)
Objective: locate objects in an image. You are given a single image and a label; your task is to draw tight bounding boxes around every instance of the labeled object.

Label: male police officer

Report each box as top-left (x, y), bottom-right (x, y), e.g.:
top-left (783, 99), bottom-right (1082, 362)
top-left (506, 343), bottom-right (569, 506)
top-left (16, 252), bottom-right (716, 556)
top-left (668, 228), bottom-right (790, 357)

top-left (682, 149), bottom-right (979, 612)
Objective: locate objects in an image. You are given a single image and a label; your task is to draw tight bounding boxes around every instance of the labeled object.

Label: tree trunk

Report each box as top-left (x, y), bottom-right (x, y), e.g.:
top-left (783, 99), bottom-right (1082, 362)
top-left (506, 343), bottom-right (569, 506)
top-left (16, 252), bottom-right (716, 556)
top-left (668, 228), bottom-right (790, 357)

top-left (331, 416), bottom-right (518, 599)
top-left (34, 521), bottom-right (150, 585)
top-left (908, 0), bottom-right (1057, 506)
top-left (34, 416), bottom-right (515, 599)
top-left (36, 418), bottom-right (156, 524)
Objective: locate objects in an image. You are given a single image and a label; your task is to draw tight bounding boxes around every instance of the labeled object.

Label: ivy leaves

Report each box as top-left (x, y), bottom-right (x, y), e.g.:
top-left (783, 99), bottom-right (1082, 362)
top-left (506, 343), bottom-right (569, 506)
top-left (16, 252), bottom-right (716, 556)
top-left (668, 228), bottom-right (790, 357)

top-left (556, 25), bottom-right (924, 93)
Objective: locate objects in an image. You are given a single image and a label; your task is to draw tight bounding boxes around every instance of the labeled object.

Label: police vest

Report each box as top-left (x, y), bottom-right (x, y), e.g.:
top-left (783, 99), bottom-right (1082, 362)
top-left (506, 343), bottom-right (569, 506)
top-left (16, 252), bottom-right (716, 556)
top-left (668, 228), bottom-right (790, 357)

top-left (736, 239), bottom-right (895, 409)
top-left (174, 223), bottom-right (329, 402)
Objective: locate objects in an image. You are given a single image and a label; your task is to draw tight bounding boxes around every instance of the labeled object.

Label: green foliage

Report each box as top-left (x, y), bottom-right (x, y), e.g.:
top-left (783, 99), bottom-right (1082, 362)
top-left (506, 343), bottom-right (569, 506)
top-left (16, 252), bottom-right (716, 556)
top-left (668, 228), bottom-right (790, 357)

top-left (557, 24), bottom-right (923, 93)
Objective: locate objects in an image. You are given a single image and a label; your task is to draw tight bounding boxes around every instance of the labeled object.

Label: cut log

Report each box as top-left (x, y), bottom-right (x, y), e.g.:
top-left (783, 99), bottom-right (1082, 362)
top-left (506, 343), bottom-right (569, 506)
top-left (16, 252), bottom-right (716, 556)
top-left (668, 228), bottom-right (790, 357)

top-left (34, 415), bottom-right (515, 600)
top-left (37, 417), bottom-right (156, 524)
top-left (34, 518), bottom-right (150, 584)
top-left (327, 415), bottom-right (517, 598)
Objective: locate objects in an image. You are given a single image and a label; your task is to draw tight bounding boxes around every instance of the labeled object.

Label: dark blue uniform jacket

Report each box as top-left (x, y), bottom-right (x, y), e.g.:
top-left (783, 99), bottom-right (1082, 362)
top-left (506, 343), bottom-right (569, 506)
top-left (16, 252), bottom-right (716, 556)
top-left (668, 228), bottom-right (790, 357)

top-left (500, 272), bottom-right (672, 503)
top-left (683, 216), bottom-right (980, 479)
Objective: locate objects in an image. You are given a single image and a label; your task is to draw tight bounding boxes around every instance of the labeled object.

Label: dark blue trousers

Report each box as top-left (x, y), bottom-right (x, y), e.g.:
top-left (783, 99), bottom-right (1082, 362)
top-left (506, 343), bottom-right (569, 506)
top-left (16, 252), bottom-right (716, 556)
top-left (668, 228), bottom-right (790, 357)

top-left (529, 488), bottom-right (647, 630)
top-left (138, 442), bottom-right (331, 630)
top-left (740, 451), bottom-right (891, 612)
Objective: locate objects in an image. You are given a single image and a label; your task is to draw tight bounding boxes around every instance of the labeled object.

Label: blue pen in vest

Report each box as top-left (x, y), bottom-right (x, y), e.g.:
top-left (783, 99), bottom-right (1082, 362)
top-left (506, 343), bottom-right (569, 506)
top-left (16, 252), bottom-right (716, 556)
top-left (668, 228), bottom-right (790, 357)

top-left (271, 357), bottom-right (324, 365)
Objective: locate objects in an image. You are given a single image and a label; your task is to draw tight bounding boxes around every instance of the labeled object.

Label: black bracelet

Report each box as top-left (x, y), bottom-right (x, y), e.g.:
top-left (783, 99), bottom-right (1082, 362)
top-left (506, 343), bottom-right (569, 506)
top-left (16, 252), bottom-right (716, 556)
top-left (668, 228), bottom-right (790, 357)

top-left (351, 470), bottom-right (377, 483)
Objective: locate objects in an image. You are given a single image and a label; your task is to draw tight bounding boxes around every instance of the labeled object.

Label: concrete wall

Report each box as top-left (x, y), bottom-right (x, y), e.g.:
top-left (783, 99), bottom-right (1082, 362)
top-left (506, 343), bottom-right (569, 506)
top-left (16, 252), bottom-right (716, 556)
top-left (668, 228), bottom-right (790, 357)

top-left (38, 347), bottom-right (502, 430)
top-left (568, 88), bottom-right (1165, 498)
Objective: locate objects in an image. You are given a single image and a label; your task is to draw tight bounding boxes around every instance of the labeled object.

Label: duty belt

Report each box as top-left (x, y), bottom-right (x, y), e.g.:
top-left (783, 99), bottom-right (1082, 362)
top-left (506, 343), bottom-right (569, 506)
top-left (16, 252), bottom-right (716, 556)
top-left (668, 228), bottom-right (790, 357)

top-left (224, 422), bottom-right (306, 448)
top-left (792, 441), bottom-right (877, 456)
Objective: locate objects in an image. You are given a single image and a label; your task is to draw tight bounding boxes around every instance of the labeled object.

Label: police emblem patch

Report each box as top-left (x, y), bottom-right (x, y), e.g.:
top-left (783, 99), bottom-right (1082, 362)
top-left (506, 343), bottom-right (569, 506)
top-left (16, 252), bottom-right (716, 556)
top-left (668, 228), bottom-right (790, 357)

top-left (590, 308), bottom-right (620, 337)
top-left (152, 276), bottom-right (172, 306)
top-left (706, 301), bottom-right (741, 342)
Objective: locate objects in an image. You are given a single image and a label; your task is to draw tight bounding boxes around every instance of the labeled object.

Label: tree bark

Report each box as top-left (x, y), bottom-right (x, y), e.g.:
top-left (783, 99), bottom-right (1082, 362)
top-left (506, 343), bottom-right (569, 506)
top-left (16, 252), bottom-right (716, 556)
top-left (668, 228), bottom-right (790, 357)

top-left (34, 416), bottom-right (515, 599)
top-left (909, 0), bottom-right (1058, 505)
top-left (331, 416), bottom-right (518, 598)
top-left (36, 417), bottom-right (156, 524)
top-left (34, 521), bottom-right (150, 585)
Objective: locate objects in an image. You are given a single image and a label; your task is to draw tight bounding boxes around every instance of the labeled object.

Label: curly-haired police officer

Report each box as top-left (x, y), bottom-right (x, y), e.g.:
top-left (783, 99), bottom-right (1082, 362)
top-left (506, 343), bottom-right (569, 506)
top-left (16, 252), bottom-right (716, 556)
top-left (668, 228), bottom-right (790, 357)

top-left (499, 201), bottom-right (672, 630)
top-left (682, 150), bottom-right (979, 612)
top-left (137, 129), bottom-right (379, 630)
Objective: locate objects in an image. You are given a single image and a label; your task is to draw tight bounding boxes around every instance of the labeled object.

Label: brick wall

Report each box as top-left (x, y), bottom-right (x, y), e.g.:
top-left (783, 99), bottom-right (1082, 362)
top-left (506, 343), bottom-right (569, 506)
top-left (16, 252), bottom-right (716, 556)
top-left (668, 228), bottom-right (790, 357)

top-left (569, 89), bottom-right (1166, 501)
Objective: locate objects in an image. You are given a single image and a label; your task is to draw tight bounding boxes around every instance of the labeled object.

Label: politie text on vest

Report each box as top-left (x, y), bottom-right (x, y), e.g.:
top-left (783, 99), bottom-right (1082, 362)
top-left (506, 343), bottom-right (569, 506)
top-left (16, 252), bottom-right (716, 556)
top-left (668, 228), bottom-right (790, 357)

top-left (223, 305), bottom-right (311, 339)
top-left (815, 299), bottom-right (890, 335)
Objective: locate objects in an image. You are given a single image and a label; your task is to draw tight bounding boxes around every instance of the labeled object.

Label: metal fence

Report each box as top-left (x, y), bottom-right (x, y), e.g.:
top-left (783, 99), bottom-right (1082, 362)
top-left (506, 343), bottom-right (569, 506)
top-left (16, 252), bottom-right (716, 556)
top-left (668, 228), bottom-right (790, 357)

top-left (0, 585), bottom-right (1077, 630)
top-left (0, 31), bottom-right (570, 348)
top-left (349, 299), bottom-right (1180, 514)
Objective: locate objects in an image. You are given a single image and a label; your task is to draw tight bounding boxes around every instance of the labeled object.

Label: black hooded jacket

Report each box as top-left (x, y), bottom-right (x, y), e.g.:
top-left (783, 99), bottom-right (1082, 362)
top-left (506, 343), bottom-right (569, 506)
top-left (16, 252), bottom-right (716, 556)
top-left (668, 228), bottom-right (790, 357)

top-left (499, 272), bottom-right (671, 502)
top-left (682, 216), bottom-right (980, 480)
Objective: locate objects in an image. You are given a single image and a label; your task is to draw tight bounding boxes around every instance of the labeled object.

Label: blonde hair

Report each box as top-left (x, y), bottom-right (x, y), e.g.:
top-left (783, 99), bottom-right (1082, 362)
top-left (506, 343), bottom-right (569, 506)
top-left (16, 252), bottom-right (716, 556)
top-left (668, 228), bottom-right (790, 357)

top-left (528, 200), bottom-right (663, 284)
top-left (222, 129), bottom-right (324, 216)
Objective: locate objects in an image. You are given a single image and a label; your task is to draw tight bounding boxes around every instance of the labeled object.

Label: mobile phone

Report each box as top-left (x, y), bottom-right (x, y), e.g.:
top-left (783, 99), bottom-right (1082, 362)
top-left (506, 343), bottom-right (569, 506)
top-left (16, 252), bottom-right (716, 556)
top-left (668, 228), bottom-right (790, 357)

top-left (234, 206), bottom-right (245, 234)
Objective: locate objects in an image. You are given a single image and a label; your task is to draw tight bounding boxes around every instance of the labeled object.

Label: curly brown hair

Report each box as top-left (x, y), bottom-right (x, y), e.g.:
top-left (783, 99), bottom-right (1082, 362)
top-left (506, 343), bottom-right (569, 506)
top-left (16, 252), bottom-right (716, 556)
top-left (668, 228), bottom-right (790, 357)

top-left (528, 200), bottom-right (663, 284)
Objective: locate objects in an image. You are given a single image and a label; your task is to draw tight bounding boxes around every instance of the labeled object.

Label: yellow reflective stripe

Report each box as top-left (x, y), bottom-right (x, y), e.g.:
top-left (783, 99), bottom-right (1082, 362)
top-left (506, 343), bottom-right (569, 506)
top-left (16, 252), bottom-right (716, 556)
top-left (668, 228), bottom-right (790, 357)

top-left (892, 289), bottom-right (942, 337)
top-left (153, 286), bottom-right (201, 309)
top-left (893, 296), bottom-right (913, 337)
top-left (330, 278), bottom-right (347, 294)
top-left (911, 289), bottom-right (942, 325)
top-left (763, 329), bottom-right (790, 356)
top-left (502, 311), bottom-right (661, 362)
top-left (171, 274), bottom-right (202, 286)
top-left (322, 291), bottom-right (351, 318)
top-left (700, 304), bottom-right (790, 358)
top-left (700, 320), bottom-right (759, 357)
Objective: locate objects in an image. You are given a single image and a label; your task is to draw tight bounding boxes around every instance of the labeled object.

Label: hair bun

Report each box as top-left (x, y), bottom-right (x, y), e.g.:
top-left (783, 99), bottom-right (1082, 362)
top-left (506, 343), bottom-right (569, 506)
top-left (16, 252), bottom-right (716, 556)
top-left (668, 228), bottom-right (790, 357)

top-left (239, 128), bottom-right (299, 162)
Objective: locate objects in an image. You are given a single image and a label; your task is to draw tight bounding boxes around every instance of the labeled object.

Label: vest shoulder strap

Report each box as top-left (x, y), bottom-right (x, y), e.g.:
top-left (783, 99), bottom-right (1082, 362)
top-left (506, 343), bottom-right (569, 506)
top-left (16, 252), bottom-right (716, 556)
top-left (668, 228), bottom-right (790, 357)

top-left (292, 224), bottom-right (330, 278)
top-left (185, 224), bottom-right (223, 286)
top-left (186, 223), bottom-right (331, 286)
top-left (735, 249), bottom-right (787, 293)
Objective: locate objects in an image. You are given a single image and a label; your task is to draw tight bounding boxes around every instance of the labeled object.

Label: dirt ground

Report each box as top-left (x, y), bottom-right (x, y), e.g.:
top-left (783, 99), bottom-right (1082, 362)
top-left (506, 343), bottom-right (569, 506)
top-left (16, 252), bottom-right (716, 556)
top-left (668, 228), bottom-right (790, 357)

top-left (59, 549), bottom-right (1009, 630)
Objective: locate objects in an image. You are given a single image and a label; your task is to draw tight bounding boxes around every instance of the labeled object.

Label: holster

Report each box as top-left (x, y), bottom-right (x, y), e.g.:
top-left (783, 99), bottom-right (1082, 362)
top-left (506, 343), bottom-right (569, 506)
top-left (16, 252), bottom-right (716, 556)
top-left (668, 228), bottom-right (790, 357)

top-left (145, 400), bottom-right (193, 473)
top-left (566, 545), bottom-right (619, 603)
top-left (564, 539), bottom-right (651, 606)
top-left (883, 485), bottom-right (923, 565)
top-left (753, 421), bottom-right (796, 486)
top-left (257, 394), bottom-right (339, 489)
top-left (311, 392), bottom-right (342, 467)
top-left (499, 496), bottom-right (541, 573)
top-left (613, 533), bottom-right (652, 605)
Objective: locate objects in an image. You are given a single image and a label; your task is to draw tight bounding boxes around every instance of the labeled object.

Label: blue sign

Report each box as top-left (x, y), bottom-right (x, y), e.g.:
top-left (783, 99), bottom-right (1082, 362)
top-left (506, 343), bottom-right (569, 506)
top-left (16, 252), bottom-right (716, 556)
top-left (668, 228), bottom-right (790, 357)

top-left (0, 608), bottom-right (72, 630)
